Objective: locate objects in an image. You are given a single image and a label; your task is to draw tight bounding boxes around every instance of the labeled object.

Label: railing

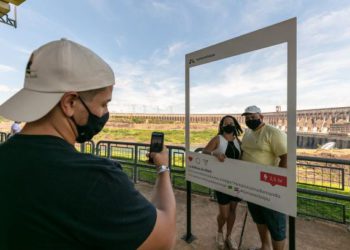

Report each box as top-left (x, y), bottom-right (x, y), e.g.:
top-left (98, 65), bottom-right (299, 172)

top-left (0, 132), bottom-right (9, 142)
top-left (296, 156), bottom-right (350, 224)
top-left (297, 196), bottom-right (346, 224)
top-left (92, 140), bottom-right (208, 194)
top-left (1, 135), bottom-right (349, 224)
top-left (88, 142), bottom-right (350, 224)
top-left (297, 155), bottom-right (350, 190)
top-left (75, 140), bottom-right (95, 155)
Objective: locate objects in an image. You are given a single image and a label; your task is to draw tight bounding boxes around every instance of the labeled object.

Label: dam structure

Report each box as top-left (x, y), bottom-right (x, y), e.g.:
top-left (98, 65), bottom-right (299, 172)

top-left (110, 106), bottom-right (350, 149)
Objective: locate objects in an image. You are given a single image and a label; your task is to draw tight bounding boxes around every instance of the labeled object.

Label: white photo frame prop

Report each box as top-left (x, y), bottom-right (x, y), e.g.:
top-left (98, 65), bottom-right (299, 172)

top-left (185, 18), bottom-right (297, 217)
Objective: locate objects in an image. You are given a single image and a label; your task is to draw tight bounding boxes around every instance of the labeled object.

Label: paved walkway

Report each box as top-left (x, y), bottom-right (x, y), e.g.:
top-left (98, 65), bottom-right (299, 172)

top-left (136, 182), bottom-right (350, 250)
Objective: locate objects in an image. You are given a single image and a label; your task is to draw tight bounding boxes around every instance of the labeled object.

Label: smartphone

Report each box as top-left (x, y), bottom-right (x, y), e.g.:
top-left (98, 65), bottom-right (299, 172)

top-left (149, 132), bottom-right (164, 164)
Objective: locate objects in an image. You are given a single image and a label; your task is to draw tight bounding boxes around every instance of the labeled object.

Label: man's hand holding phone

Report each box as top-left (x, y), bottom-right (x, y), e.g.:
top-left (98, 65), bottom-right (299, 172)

top-left (142, 134), bottom-right (176, 250)
top-left (148, 132), bottom-right (169, 174)
top-left (149, 146), bottom-right (168, 167)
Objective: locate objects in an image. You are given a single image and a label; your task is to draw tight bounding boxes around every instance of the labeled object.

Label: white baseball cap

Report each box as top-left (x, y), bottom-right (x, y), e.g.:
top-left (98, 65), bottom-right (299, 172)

top-left (0, 38), bottom-right (115, 122)
top-left (241, 105), bottom-right (262, 116)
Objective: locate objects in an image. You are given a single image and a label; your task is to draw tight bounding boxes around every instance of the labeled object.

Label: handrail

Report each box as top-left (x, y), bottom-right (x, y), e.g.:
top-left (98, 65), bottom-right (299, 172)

top-left (297, 155), bottom-right (350, 165)
top-left (1, 133), bottom-right (349, 223)
top-left (297, 188), bottom-right (350, 201)
top-left (0, 132), bottom-right (10, 142)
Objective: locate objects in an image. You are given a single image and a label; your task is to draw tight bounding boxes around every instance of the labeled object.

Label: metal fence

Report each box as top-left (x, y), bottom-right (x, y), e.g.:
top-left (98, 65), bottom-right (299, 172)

top-left (75, 140), bottom-right (95, 154)
top-left (77, 141), bottom-right (350, 224)
top-left (89, 142), bottom-right (350, 224)
top-left (297, 155), bottom-right (350, 191)
top-left (0, 132), bottom-right (9, 142)
top-left (1, 135), bottom-right (349, 224)
top-left (295, 156), bottom-right (350, 224)
top-left (297, 196), bottom-right (346, 224)
top-left (93, 140), bottom-right (189, 187)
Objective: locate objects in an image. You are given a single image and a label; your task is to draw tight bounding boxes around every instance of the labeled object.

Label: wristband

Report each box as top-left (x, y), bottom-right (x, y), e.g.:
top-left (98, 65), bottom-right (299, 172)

top-left (157, 165), bottom-right (170, 174)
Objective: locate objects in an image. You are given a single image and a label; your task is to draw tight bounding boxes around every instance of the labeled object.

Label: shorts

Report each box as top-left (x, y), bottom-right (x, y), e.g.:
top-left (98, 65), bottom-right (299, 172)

top-left (247, 202), bottom-right (286, 241)
top-left (215, 191), bottom-right (241, 205)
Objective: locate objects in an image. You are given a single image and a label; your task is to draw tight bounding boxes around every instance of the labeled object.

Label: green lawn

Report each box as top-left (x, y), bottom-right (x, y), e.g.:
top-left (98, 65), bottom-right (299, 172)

top-left (93, 127), bottom-right (216, 145)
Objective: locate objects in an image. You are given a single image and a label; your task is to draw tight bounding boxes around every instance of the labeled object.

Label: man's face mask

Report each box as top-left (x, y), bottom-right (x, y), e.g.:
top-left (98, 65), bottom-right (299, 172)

top-left (222, 124), bottom-right (235, 134)
top-left (71, 96), bottom-right (109, 143)
top-left (245, 119), bottom-right (262, 130)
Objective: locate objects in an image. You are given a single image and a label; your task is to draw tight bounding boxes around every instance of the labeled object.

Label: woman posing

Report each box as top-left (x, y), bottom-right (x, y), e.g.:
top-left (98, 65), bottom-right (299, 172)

top-left (203, 115), bottom-right (243, 250)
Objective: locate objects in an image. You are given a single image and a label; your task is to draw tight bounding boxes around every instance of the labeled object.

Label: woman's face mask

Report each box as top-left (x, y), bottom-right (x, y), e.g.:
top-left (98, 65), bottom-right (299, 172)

top-left (222, 124), bottom-right (235, 134)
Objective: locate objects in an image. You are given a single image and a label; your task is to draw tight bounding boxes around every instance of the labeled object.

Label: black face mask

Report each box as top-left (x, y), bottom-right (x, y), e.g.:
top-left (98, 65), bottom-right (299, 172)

top-left (222, 124), bottom-right (235, 134)
top-left (245, 119), bottom-right (262, 130)
top-left (71, 97), bottom-right (109, 143)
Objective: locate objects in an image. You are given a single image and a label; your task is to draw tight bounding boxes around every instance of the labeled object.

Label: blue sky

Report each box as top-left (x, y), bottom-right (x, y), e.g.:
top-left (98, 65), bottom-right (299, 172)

top-left (0, 0), bottom-right (349, 114)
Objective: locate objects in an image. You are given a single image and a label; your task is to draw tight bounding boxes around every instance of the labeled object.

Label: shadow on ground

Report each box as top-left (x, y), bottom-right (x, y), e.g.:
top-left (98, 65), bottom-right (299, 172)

top-left (136, 182), bottom-right (350, 250)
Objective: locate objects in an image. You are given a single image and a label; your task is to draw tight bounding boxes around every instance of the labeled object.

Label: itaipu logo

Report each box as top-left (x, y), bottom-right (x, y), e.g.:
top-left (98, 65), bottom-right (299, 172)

top-left (188, 53), bottom-right (216, 65)
top-left (25, 53), bottom-right (37, 78)
top-left (260, 172), bottom-right (287, 187)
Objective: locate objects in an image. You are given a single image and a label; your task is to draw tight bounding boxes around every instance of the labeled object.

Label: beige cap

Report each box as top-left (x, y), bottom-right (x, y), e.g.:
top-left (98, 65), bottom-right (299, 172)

top-left (241, 105), bottom-right (262, 116)
top-left (0, 38), bottom-right (115, 122)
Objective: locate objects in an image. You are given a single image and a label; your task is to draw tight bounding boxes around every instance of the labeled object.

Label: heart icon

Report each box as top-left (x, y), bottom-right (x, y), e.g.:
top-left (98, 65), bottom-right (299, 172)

top-left (188, 156), bottom-right (193, 161)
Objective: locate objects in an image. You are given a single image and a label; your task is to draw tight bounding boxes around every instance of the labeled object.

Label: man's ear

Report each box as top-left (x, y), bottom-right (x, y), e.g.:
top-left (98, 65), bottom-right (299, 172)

top-left (60, 92), bottom-right (79, 117)
top-left (259, 114), bottom-right (264, 120)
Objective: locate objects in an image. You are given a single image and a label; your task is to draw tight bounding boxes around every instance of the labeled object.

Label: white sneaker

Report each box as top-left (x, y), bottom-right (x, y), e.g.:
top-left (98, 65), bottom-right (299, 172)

top-left (226, 235), bottom-right (239, 250)
top-left (216, 232), bottom-right (225, 250)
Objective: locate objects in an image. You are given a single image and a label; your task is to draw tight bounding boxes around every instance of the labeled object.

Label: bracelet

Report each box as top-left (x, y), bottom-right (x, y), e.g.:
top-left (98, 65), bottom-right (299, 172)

top-left (157, 165), bottom-right (170, 174)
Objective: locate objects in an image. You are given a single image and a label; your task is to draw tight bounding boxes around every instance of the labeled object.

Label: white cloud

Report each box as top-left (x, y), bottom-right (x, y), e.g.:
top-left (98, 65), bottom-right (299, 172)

top-left (0, 39), bottom-right (32, 56)
top-left (299, 46), bottom-right (350, 85)
top-left (19, 8), bottom-right (77, 40)
top-left (297, 81), bottom-right (349, 109)
top-left (151, 1), bottom-right (172, 12)
top-left (0, 65), bottom-right (15, 73)
top-left (188, 0), bottom-right (227, 12)
top-left (147, 41), bottom-right (187, 66)
top-left (0, 85), bottom-right (11, 92)
top-left (1, 0), bottom-right (348, 114)
top-left (240, 0), bottom-right (292, 29)
top-left (190, 62), bottom-right (287, 114)
top-left (168, 42), bottom-right (186, 57)
top-left (300, 7), bottom-right (350, 45)
top-left (106, 42), bottom-right (187, 113)
top-left (188, 44), bottom-right (287, 113)
top-left (296, 7), bottom-right (350, 109)
top-left (0, 84), bottom-right (18, 93)
top-left (107, 40), bottom-right (301, 114)
top-left (88, 0), bottom-right (115, 19)
top-left (297, 45), bottom-right (350, 109)
top-left (15, 47), bottom-right (32, 55)
top-left (114, 36), bottom-right (125, 48)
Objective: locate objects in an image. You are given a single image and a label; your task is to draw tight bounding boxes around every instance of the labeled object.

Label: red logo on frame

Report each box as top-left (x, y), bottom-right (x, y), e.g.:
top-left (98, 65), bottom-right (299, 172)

top-left (260, 172), bottom-right (287, 187)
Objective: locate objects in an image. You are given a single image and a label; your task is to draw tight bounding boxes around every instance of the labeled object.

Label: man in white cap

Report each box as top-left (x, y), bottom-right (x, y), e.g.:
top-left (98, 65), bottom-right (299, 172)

top-left (10, 121), bottom-right (21, 136)
top-left (0, 39), bottom-right (176, 250)
top-left (241, 105), bottom-right (287, 250)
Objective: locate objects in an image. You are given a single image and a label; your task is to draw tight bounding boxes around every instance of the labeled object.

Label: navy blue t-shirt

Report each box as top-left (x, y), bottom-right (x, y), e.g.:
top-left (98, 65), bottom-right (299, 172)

top-left (0, 134), bottom-right (156, 250)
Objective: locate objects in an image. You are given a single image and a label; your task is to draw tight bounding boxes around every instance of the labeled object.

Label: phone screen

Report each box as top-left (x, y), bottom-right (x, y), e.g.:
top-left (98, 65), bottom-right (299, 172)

top-left (150, 132), bottom-right (164, 153)
top-left (149, 132), bottom-right (164, 163)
